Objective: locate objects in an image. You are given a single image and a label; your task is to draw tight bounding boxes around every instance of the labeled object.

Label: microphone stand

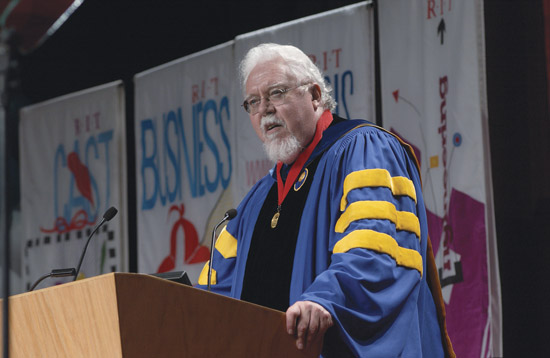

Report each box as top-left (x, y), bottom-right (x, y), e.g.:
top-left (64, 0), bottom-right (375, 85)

top-left (73, 207), bottom-right (117, 281)
top-left (207, 209), bottom-right (237, 291)
top-left (207, 214), bottom-right (229, 291)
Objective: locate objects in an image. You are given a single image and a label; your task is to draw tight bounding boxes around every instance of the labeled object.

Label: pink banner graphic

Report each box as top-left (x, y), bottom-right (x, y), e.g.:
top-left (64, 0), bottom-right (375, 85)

top-left (428, 189), bottom-right (488, 358)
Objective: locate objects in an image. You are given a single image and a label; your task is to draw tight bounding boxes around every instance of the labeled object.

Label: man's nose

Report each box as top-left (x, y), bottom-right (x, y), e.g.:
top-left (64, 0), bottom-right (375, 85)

top-left (258, 97), bottom-right (275, 116)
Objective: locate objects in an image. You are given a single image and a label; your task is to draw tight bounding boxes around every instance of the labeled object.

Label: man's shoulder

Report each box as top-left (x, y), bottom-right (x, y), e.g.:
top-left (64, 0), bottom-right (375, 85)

top-left (329, 114), bottom-right (420, 173)
top-left (323, 115), bottom-right (368, 143)
top-left (328, 114), bottom-right (396, 144)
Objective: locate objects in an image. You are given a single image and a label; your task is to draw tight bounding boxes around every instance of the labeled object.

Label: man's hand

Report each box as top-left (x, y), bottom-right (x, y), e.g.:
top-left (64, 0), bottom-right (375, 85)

top-left (286, 300), bottom-right (334, 350)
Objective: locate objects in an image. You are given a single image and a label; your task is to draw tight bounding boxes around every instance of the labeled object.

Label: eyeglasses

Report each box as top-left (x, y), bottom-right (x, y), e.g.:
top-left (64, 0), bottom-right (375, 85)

top-left (242, 84), bottom-right (309, 114)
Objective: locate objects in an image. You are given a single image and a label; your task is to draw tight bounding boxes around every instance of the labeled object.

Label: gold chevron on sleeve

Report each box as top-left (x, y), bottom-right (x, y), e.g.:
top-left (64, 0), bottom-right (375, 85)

top-left (215, 227), bottom-right (237, 259)
top-left (333, 229), bottom-right (423, 276)
top-left (335, 201), bottom-right (421, 238)
top-left (198, 261), bottom-right (217, 285)
top-left (340, 169), bottom-right (417, 211)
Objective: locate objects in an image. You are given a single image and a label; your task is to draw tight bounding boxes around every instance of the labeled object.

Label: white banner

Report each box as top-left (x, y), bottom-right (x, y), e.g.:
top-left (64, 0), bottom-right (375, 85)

top-left (134, 42), bottom-right (236, 282)
top-left (378, 1), bottom-right (501, 357)
top-left (19, 81), bottom-right (128, 290)
top-left (233, 1), bottom-right (376, 199)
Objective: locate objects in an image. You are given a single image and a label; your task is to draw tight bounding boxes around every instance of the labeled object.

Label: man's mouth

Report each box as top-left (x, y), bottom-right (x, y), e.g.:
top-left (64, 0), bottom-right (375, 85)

top-left (261, 116), bottom-right (285, 137)
top-left (266, 123), bottom-right (282, 132)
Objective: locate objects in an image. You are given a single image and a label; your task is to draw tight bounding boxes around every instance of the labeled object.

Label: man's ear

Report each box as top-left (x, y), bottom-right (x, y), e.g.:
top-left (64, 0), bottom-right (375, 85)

top-left (310, 84), bottom-right (322, 110)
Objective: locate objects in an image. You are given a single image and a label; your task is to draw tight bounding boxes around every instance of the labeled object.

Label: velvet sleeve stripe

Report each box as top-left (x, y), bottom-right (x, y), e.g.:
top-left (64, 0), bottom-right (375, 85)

top-left (333, 229), bottom-right (423, 276)
top-left (215, 227), bottom-right (237, 259)
top-left (197, 261), bottom-right (217, 285)
top-left (340, 169), bottom-right (417, 211)
top-left (335, 201), bottom-right (421, 238)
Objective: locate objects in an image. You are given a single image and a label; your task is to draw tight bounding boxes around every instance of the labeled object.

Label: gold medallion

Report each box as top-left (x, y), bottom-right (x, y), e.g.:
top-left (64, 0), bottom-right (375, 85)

top-left (271, 212), bottom-right (280, 228)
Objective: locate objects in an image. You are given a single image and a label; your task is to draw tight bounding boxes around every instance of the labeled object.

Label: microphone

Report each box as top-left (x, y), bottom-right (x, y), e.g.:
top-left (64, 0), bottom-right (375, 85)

top-left (207, 208), bottom-right (237, 291)
top-left (225, 208), bottom-right (237, 220)
top-left (73, 206), bottom-right (118, 281)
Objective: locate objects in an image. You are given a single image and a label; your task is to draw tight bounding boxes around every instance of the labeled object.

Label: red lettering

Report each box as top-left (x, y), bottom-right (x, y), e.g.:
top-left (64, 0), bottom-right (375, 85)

top-left (428, 0), bottom-right (452, 19)
top-left (192, 85), bottom-right (199, 104)
top-left (210, 77), bottom-right (219, 96)
top-left (74, 118), bottom-right (80, 136)
top-left (443, 168), bottom-right (448, 198)
top-left (332, 48), bottom-right (342, 68)
top-left (443, 0), bottom-right (452, 14)
top-left (192, 77), bottom-right (220, 102)
top-left (427, 0), bottom-right (436, 19)
top-left (93, 112), bottom-right (100, 129)
top-left (439, 76), bottom-right (448, 97)
top-left (308, 49), bottom-right (343, 70)
top-left (443, 242), bottom-right (451, 269)
top-left (439, 75), bottom-right (450, 232)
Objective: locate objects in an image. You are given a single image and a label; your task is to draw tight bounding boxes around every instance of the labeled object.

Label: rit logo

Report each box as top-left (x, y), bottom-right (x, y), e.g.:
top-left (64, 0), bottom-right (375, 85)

top-left (427, 0), bottom-right (452, 19)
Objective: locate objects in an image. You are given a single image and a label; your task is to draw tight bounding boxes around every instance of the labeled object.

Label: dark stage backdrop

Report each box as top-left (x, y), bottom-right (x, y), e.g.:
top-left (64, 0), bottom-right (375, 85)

top-left (485, 0), bottom-right (550, 357)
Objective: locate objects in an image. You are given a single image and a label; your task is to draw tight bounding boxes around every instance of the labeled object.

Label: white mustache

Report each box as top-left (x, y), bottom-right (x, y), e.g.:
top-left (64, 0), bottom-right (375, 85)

top-left (261, 115), bottom-right (286, 137)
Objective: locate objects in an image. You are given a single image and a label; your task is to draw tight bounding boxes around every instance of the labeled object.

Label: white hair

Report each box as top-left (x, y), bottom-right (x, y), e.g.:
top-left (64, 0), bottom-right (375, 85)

top-left (239, 43), bottom-right (337, 111)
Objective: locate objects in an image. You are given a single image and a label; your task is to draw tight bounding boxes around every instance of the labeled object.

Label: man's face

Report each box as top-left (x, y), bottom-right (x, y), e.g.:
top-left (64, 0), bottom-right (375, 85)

top-left (245, 58), bottom-right (320, 164)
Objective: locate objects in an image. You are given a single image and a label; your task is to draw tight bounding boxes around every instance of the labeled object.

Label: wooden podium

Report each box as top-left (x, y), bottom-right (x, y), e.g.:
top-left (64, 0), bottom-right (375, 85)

top-left (0, 273), bottom-right (322, 357)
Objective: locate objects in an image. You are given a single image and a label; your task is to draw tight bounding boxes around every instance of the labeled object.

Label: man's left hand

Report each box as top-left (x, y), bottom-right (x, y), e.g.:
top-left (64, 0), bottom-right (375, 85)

top-left (285, 300), bottom-right (334, 350)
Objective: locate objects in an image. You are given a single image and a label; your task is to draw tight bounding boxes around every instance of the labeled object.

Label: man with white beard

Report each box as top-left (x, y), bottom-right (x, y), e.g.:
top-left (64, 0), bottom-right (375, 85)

top-left (197, 43), bottom-right (454, 358)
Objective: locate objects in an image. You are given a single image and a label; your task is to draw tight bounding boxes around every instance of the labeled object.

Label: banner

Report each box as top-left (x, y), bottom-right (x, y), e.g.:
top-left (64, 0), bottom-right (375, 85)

top-left (134, 42), bottom-right (236, 281)
top-left (19, 81), bottom-right (128, 290)
top-left (233, 1), bottom-right (376, 199)
top-left (378, 1), bottom-right (502, 357)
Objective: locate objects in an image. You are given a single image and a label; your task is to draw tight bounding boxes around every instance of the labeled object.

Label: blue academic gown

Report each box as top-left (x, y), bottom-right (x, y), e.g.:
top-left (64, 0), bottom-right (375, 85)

top-left (197, 115), bottom-right (446, 357)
